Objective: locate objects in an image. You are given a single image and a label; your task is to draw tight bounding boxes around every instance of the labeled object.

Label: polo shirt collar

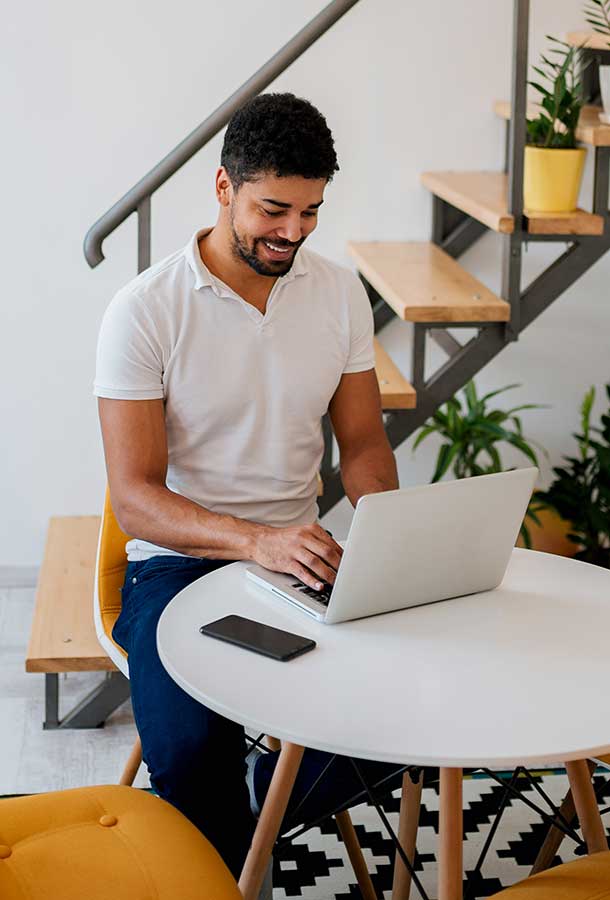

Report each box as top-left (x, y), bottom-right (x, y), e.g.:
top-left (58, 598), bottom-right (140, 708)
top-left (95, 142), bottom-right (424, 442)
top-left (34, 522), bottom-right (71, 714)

top-left (185, 228), bottom-right (309, 293)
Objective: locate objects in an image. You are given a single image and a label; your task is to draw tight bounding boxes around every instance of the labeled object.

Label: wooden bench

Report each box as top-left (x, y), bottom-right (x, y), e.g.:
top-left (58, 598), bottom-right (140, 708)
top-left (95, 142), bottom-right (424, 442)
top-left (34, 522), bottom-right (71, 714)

top-left (26, 516), bottom-right (130, 729)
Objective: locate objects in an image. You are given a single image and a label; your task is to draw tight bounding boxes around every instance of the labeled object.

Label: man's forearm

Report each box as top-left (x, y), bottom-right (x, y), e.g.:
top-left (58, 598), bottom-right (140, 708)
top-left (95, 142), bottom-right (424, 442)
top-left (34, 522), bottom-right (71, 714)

top-left (115, 482), bottom-right (265, 560)
top-left (339, 438), bottom-right (399, 507)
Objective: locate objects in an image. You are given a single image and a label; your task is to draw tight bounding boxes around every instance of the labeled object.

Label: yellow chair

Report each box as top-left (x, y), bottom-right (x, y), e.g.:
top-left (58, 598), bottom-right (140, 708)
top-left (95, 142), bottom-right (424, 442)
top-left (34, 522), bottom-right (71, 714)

top-left (489, 850), bottom-right (610, 898)
top-left (93, 487), bottom-right (143, 785)
top-left (0, 784), bottom-right (241, 900)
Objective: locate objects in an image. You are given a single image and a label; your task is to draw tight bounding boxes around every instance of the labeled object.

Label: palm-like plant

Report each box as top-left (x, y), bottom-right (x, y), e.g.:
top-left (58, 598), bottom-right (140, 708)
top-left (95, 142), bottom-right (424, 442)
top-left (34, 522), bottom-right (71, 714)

top-left (527, 36), bottom-right (584, 148)
top-left (536, 385), bottom-right (610, 567)
top-left (413, 381), bottom-right (545, 482)
top-left (584, 0), bottom-right (610, 44)
top-left (413, 381), bottom-right (548, 546)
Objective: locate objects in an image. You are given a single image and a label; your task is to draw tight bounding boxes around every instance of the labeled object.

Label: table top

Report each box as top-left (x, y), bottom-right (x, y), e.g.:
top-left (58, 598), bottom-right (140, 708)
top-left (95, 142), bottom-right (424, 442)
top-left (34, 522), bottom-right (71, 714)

top-left (157, 548), bottom-right (610, 768)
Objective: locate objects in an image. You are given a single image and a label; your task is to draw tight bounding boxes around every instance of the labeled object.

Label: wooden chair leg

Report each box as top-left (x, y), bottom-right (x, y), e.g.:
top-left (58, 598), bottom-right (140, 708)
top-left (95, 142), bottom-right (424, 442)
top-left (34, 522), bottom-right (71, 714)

top-left (264, 737), bottom-right (376, 898)
top-left (566, 758), bottom-right (608, 854)
top-left (392, 770), bottom-right (423, 899)
top-left (531, 760), bottom-right (597, 874)
top-left (119, 736), bottom-right (142, 786)
top-left (335, 809), bottom-right (378, 900)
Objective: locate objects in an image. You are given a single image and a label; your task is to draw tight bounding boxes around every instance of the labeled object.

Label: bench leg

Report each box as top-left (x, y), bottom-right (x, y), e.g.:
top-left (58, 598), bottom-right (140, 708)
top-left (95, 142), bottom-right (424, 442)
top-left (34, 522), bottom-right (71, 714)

top-left (43, 672), bottom-right (131, 729)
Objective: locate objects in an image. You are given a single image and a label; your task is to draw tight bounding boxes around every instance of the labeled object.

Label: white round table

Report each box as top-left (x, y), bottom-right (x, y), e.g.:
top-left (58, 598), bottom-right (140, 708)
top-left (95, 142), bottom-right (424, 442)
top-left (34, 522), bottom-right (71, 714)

top-left (157, 548), bottom-right (610, 900)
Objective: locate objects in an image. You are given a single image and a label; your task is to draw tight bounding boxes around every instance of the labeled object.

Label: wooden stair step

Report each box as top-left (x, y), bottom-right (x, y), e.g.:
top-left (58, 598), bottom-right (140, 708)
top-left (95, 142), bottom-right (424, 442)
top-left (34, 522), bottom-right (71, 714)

top-left (421, 170), bottom-right (604, 235)
top-left (374, 337), bottom-right (416, 409)
top-left (495, 99), bottom-right (610, 148)
top-left (348, 241), bottom-right (510, 323)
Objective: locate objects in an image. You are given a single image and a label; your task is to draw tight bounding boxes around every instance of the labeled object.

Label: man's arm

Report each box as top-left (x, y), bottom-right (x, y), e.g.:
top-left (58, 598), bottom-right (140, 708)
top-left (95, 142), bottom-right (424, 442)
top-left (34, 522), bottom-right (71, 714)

top-left (98, 398), bottom-right (343, 588)
top-left (328, 369), bottom-right (399, 506)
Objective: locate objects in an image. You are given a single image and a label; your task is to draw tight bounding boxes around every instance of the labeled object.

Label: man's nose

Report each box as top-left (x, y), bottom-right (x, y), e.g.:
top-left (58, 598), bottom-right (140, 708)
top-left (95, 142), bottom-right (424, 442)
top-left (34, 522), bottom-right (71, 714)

top-left (275, 217), bottom-right (302, 243)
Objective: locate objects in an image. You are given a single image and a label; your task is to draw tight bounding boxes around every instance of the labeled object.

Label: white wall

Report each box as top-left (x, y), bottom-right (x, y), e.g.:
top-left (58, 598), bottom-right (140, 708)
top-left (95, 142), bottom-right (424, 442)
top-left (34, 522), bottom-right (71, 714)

top-left (2, 0), bottom-right (608, 567)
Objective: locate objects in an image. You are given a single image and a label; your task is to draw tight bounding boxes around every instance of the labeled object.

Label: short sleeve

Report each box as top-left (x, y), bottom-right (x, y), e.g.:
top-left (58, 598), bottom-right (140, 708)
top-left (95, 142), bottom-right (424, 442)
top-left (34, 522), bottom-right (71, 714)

top-left (343, 273), bottom-right (375, 374)
top-left (93, 289), bottom-right (165, 400)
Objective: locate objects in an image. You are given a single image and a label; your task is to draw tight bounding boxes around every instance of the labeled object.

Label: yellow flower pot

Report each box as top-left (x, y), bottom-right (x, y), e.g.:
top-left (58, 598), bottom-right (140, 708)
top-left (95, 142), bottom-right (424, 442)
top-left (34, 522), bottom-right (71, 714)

top-left (523, 146), bottom-right (586, 213)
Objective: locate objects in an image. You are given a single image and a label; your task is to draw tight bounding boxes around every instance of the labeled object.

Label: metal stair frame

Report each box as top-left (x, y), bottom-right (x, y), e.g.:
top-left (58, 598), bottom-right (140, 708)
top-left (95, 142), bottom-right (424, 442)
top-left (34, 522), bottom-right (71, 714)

top-left (318, 0), bottom-right (610, 517)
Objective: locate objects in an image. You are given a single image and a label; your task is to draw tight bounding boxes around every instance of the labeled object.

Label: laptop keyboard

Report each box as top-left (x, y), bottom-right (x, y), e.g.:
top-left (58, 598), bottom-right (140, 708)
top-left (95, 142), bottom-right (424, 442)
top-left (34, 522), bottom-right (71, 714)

top-left (290, 580), bottom-right (333, 607)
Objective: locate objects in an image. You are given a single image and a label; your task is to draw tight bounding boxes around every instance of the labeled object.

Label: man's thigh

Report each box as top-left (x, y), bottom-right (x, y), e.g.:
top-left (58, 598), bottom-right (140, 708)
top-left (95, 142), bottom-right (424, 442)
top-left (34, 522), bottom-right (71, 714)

top-left (114, 555), bottom-right (244, 777)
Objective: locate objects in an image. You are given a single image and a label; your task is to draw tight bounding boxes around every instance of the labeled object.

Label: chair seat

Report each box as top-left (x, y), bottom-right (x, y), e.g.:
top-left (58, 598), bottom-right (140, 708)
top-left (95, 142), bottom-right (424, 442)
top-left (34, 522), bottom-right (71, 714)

top-left (490, 851), bottom-right (610, 898)
top-left (0, 785), bottom-right (241, 900)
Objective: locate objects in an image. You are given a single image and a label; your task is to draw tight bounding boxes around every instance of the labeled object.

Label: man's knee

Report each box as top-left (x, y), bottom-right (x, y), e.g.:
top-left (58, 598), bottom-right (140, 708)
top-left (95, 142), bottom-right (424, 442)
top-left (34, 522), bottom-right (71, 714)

top-left (142, 706), bottom-right (246, 795)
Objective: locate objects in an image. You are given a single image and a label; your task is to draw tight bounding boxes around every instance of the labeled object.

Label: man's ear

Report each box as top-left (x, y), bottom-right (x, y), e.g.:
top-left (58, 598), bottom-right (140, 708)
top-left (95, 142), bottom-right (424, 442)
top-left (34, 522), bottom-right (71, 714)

top-left (215, 167), bottom-right (233, 207)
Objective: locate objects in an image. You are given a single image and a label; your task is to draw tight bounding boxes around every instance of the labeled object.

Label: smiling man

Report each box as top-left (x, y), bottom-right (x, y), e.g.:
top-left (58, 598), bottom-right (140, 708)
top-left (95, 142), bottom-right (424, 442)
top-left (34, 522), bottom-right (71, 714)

top-left (94, 93), bottom-right (401, 886)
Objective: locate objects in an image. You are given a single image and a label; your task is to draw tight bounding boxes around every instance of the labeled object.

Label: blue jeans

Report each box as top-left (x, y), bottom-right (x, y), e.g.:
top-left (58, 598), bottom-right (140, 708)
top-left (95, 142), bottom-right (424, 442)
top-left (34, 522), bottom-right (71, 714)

top-left (113, 554), bottom-right (407, 877)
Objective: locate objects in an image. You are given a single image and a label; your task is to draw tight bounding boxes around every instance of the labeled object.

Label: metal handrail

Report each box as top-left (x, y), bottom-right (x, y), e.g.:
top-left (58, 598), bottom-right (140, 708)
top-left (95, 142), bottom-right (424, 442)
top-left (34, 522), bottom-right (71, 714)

top-left (84, 0), bottom-right (361, 269)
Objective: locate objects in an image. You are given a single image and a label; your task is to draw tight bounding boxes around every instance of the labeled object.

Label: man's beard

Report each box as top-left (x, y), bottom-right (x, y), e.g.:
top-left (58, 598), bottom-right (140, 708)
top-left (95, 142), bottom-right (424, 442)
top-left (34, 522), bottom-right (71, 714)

top-left (229, 211), bottom-right (304, 277)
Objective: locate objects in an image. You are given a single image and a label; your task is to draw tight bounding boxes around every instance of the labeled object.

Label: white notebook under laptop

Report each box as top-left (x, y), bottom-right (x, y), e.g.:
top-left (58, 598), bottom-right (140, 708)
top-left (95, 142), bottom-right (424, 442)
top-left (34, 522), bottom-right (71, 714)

top-left (246, 467), bottom-right (538, 624)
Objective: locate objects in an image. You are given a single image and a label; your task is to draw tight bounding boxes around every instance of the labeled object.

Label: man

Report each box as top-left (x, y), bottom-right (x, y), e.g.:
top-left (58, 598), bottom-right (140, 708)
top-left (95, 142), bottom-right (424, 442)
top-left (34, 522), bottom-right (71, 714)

top-left (94, 93), bottom-right (403, 880)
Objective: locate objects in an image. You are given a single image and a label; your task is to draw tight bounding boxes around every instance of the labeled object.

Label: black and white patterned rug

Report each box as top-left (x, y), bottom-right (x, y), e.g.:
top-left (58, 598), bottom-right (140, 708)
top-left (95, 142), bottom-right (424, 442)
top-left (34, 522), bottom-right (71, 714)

top-left (271, 770), bottom-right (610, 899)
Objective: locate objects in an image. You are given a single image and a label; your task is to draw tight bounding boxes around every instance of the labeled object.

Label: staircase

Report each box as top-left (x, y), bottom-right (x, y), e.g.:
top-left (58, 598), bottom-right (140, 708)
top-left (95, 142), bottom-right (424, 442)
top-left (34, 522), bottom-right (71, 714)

top-left (316, 14), bottom-right (610, 515)
top-left (84, 0), bottom-right (610, 519)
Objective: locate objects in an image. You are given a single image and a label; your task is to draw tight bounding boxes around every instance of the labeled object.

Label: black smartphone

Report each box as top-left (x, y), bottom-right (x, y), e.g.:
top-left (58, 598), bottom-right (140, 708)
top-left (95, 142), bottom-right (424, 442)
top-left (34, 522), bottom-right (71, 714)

top-left (199, 615), bottom-right (316, 662)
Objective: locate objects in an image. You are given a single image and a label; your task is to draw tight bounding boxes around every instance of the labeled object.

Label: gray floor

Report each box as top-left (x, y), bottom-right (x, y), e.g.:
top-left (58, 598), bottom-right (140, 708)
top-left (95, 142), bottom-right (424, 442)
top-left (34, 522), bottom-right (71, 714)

top-left (0, 586), bottom-right (149, 793)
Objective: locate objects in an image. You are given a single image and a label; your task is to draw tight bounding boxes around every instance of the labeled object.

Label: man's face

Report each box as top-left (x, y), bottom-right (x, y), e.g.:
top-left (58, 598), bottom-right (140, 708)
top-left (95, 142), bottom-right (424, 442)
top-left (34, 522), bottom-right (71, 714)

top-left (227, 172), bottom-right (326, 277)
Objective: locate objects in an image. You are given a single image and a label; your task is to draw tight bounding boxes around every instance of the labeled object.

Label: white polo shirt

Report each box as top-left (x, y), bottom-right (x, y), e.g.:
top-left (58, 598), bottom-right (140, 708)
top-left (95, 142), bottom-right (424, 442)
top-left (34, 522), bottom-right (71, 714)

top-left (94, 229), bottom-right (375, 560)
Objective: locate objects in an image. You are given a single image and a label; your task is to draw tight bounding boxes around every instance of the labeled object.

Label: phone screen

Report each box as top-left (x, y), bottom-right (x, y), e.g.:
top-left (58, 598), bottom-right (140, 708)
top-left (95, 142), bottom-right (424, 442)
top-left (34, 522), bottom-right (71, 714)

top-left (200, 615), bottom-right (316, 662)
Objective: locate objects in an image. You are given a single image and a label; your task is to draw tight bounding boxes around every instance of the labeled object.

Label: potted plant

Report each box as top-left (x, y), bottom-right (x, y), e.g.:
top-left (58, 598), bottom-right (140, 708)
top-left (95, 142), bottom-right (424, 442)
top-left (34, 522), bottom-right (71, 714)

top-left (412, 381), bottom-right (547, 547)
top-left (584, 1), bottom-right (610, 123)
top-left (525, 37), bottom-right (586, 212)
top-left (536, 384), bottom-right (610, 567)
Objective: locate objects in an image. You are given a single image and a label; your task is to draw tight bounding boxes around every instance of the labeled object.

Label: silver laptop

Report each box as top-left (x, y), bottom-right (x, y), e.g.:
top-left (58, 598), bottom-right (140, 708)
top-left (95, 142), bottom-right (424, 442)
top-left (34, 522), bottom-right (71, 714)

top-left (246, 467), bottom-right (538, 624)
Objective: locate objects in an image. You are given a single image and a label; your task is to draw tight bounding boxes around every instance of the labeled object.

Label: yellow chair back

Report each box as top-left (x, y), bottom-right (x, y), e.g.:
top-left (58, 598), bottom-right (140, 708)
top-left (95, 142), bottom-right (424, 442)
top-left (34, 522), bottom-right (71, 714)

top-left (97, 487), bottom-right (132, 657)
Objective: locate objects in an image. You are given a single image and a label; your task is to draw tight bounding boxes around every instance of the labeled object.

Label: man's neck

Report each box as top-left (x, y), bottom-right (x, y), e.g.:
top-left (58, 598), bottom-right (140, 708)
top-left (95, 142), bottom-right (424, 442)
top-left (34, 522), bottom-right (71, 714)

top-left (198, 225), bottom-right (277, 312)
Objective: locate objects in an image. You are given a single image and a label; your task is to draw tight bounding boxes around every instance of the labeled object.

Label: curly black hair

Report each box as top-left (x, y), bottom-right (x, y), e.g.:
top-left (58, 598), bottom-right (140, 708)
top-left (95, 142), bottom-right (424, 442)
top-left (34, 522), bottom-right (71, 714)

top-left (221, 93), bottom-right (339, 190)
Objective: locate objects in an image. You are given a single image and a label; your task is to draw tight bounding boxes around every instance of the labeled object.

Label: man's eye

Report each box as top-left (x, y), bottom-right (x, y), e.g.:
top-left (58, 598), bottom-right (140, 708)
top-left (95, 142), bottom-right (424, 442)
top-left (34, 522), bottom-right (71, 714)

top-left (261, 209), bottom-right (282, 217)
top-left (302, 211), bottom-right (318, 218)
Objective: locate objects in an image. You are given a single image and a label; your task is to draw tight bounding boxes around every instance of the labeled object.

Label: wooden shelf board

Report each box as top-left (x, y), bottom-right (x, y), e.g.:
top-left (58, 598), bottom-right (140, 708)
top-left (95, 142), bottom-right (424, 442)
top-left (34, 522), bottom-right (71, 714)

top-left (526, 208), bottom-right (604, 235)
top-left (422, 170), bottom-right (604, 235)
top-left (348, 241), bottom-right (510, 324)
top-left (494, 99), bottom-right (610, 147)
top-left (566, 30), bottom-right (610, 51)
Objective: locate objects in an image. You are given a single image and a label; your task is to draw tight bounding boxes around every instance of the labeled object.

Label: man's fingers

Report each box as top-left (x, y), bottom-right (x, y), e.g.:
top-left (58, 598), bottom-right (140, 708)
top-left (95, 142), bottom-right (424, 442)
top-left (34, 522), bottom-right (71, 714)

top-left (308, 525), bottom-right (343, 557)
top-left (303, 538), bottom-right (341, 580)
top-left (291, 563), bottom-right (328, 591)
top-left (295, 550), bottom-right (336, 588)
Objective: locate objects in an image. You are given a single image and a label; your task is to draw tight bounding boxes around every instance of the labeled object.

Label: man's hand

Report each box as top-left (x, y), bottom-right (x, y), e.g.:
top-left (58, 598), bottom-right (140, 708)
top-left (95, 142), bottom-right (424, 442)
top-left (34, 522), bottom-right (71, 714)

top-left (252, 523), bottom-right (343, 590)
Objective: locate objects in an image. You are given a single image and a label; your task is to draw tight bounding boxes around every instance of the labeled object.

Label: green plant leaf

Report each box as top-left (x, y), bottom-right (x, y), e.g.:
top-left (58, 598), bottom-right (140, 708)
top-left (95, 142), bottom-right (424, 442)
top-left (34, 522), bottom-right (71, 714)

top-left (480, 384), bottom-right (521, 404)
top-left (431, 441), bottom-right (462, 483)
top-left (464, 381), bottom-right (478, 412)
top-left (412, 424), bottom-right (439, 452)
top-left (504, 433), bottom-right (540, 466)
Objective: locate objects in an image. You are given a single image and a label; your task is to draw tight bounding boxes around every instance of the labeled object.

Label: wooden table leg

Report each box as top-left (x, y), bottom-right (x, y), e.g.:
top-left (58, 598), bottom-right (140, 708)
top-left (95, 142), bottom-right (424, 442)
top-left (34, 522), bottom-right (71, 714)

top-left (439, 767), bottom-right (463, 900)
top-left (565, 758), bottom-right (608, 854)
top-left (392, 770), bottom-right (423, 899)
top-left (239, 742), bottom-right (304, 900)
